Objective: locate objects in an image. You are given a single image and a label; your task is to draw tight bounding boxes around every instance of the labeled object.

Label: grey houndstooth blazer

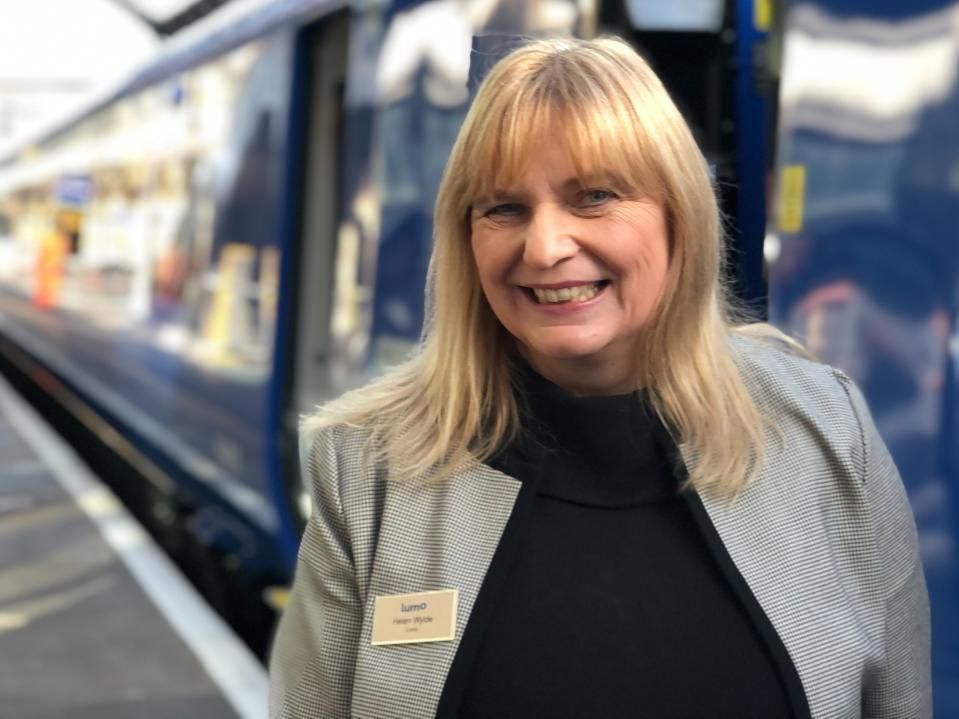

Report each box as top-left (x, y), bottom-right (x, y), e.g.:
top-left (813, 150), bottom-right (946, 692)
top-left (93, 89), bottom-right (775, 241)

top-left (269, 338), bottom-right (931, 718)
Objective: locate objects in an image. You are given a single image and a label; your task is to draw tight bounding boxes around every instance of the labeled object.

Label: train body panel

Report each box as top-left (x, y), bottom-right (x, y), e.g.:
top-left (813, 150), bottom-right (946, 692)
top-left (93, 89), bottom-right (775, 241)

top-left (0, 27), bottom-right (301, 579)
top-left (767, 0), bottom-right (959, 709)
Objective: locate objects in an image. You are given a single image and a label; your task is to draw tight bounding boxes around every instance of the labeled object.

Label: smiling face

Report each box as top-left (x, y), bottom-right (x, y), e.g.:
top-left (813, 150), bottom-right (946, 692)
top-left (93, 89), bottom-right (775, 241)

top-left (470, 142), bottom-right (670, 390)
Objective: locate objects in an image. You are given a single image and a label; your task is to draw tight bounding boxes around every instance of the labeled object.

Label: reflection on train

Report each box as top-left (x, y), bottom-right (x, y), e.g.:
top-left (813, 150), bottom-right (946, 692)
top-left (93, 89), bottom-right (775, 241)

top-left (766, 0), bottom-right (959, 713)
top-left (2, 0), bottom-right (954, 710)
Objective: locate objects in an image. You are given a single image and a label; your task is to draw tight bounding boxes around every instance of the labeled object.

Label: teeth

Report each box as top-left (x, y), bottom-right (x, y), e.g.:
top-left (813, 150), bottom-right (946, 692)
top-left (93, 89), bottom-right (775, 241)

top-left (531, 282), bottom-right (602, 304)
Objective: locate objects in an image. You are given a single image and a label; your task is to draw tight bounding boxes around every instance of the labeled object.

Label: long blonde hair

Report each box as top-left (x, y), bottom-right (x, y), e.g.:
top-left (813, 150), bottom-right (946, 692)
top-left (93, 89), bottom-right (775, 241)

top-left (305, 36), bottom-right (775, 496)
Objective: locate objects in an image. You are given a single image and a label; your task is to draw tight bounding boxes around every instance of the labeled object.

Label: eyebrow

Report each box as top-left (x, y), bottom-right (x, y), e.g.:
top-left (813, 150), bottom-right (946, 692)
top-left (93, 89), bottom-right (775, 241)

top-left (481, 177), bottom-right (597, 203)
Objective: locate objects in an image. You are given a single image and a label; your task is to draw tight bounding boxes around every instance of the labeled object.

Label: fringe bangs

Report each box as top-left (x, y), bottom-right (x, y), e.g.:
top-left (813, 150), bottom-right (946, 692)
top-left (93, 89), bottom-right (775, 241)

top-left (461, 51), bottom-right (665, 208)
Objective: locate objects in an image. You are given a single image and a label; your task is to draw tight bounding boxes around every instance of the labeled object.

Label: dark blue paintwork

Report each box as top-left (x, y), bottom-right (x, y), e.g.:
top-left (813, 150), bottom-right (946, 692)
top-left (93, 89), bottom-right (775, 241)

top-left (734, 0), bottom-right (771, 314)
top-left (268, 24), bottom-right (312, 569)
top-left (767, 0), bottom-right (959, 710)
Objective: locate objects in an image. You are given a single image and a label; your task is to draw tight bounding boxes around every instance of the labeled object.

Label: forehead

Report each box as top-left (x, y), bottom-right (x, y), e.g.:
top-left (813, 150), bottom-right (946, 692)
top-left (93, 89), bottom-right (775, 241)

top-left (486, 143), bottom-right (607, 195)
top-left (469, 102), bottom-right (658, 203)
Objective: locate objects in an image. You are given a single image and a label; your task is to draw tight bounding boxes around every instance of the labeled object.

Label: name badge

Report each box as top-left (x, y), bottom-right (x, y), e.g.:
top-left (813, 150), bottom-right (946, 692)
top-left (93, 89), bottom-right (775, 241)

top-left (371, 589), bottom-right (458, 646)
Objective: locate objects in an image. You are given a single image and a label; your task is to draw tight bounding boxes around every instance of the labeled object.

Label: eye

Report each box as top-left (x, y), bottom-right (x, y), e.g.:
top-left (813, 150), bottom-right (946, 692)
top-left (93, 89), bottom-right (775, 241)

top-left (484, 203), bottom-right (526, 219)
top-left (575, 188), bottom-right (617, 208)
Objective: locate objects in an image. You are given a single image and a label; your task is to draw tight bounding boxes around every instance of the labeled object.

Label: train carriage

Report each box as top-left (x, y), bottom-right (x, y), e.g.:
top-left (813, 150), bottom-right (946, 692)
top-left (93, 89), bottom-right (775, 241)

top-left (0, 0), bottom-right (771, 623)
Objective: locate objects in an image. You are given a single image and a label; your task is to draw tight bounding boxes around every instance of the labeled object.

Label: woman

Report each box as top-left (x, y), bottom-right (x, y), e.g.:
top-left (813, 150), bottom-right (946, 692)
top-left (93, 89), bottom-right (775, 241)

top-left (270, 37), bottom-right (930, 718)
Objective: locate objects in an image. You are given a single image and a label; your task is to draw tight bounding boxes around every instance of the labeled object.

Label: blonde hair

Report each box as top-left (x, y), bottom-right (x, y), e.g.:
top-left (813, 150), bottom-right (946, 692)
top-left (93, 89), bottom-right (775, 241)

top-left (305, 36), bottom-right (778, 496)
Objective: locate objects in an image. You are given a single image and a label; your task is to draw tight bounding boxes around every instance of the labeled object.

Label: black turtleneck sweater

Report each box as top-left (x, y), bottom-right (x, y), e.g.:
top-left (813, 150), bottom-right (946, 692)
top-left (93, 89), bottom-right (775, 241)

top-left (436, 368), bottom-right (805, 718)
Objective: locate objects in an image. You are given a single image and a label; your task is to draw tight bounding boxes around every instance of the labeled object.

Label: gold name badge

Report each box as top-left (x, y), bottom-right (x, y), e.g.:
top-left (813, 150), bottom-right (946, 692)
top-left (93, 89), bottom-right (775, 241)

top-left (371, 589), bottom-right (458, 646)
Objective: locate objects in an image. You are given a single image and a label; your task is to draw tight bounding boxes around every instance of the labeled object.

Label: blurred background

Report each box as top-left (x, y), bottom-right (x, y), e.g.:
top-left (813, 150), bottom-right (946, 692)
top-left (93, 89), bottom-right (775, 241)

top-left (0, 0), bottom-right (956, 716)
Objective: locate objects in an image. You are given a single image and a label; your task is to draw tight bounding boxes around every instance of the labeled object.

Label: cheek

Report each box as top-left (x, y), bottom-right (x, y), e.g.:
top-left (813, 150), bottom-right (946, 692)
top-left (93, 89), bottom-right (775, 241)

top-left (471, 233), bottom-right (514, 289)
top-left (620, 237), bottom-right (670, 316)
top-left (470, 232), bottom-right (489, 281)
top-left (647, 245), bottom-right (670, 293)
top-left (471, 251), bottom-right (505, 318)
top-left (470, 239), bottom-right (493, 292)
top-left (643, 250), bottom-right (670, 304)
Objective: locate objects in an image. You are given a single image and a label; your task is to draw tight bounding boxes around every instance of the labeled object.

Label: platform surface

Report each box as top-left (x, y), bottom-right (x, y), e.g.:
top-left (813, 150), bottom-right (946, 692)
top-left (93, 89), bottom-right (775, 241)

top-left (0, 374), bottom-right (268, 719)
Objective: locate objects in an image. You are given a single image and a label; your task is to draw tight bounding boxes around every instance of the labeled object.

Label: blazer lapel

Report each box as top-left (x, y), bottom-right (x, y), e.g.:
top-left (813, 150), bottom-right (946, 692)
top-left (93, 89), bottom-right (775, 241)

top-left (350, 463), bottom-right (522, 718)
top-left (684, 440), bottom-right (875, 719)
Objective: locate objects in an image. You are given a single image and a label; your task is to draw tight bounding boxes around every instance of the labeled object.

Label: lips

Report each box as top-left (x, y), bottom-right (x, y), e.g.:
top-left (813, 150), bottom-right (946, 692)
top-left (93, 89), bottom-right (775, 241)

top-left (523, 280), bottom-right (610, 304)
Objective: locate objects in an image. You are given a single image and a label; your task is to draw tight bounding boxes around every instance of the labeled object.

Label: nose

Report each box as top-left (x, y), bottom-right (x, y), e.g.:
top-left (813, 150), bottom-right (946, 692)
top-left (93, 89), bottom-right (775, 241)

top-left (522, 203), bottom-right (578, 269)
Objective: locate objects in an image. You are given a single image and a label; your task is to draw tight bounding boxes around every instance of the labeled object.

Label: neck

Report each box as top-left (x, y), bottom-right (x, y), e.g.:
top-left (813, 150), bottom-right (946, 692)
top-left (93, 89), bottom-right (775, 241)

top-left (522, 351), bottom-right (641, 396)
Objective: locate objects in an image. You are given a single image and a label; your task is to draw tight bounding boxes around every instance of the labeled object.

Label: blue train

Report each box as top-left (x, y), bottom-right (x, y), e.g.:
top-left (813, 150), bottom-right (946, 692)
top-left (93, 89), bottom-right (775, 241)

top-left (0, 0), bottom-right (770, 614)
top-left (0, 0), bottom-right (955, 709)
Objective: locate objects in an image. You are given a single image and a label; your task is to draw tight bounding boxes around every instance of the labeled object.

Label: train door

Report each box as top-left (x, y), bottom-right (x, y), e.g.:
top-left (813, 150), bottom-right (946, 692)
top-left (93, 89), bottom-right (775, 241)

top-left (279, 12), bottom-right (348, 530)
top-left (290, 13), bottom-right (347, 419)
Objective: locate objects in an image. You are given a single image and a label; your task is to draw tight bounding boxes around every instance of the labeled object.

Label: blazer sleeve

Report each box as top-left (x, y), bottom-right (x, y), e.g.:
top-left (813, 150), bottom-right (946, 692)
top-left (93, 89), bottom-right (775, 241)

top-left (842, 378), bottom-right (932, 717)
top-left (269, 426), bottom-right (362, 719)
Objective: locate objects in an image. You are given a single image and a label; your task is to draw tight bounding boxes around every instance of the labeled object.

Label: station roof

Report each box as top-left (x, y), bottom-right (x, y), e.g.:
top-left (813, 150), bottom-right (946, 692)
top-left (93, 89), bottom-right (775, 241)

top-left (0, 0), bottom-right (312, 162)
top-left (111, 0), bottom-right (238, 37)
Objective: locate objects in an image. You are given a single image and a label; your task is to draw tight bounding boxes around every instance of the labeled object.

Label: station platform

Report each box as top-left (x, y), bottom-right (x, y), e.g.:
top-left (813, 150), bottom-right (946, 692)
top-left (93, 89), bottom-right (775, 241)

top-left (0, 374), bottom-right (267, 719)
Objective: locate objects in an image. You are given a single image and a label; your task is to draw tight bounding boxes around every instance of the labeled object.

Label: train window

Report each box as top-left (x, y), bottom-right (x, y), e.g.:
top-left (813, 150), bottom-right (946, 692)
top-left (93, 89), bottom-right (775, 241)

top-left (624, 0), bottom-right (725, 32)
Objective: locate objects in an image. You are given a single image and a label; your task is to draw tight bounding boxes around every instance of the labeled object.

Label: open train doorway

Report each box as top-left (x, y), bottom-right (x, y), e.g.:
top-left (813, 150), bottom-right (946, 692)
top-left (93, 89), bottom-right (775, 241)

top-left (282, 11), bottom-right (348, 527)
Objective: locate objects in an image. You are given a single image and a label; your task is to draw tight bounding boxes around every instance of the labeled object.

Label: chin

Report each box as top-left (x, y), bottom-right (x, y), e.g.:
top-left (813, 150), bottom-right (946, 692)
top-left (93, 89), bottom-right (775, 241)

top-left (523, 334), bottom-right (609, 362)
top-left (539, 345), bottom-right (602, 361)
